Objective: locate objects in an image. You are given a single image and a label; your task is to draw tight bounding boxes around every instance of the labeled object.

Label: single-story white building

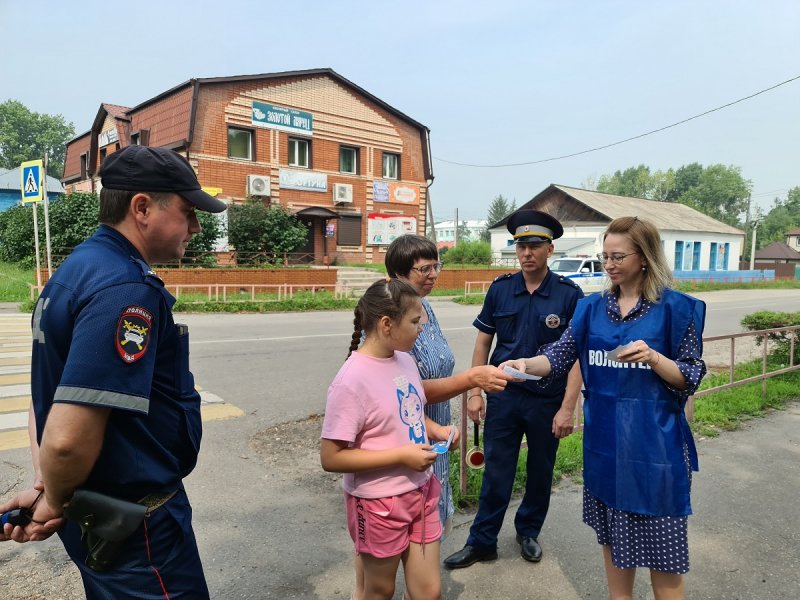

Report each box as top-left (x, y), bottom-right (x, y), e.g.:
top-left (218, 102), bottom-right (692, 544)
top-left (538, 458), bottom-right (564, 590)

top-left (489, 184), bottom-right (745, 272)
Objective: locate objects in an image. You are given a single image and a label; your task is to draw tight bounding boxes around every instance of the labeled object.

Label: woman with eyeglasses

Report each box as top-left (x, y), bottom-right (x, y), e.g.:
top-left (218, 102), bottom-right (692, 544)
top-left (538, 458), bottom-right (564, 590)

top-left (384, 234), bottom-right (508, 538)
top-left (503, 217), bottom-right (707, 600)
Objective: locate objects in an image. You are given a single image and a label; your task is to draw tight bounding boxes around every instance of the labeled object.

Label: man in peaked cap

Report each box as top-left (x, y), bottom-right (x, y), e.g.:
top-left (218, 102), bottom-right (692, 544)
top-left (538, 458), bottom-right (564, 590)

top-left (444, 209), bottom-right (584, 569)
top-left (0, 145), bottom-right (225, 598)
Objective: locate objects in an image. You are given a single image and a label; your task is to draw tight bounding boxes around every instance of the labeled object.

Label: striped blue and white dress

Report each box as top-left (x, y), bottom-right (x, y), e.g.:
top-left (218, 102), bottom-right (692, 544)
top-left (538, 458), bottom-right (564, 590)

top-left (410, 298), bottom-right (456, 531)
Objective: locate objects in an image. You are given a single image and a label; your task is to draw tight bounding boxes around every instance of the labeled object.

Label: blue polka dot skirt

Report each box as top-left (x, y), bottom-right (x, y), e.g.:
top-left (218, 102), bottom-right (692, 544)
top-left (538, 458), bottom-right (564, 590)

top-left (583, 487), bottom-right (690, 574)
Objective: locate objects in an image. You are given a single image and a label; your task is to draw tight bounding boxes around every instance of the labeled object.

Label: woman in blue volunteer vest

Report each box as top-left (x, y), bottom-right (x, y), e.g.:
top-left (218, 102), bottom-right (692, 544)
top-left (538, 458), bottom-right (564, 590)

top-left (503, 217), bottom-right (706, 600)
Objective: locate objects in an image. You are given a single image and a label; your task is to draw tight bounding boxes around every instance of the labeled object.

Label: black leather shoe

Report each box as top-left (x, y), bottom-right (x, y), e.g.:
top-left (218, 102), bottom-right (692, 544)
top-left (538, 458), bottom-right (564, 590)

top-left (515, 534), bottom-right (542, 562)
top-left (443, 545), bottom-right (498, 569)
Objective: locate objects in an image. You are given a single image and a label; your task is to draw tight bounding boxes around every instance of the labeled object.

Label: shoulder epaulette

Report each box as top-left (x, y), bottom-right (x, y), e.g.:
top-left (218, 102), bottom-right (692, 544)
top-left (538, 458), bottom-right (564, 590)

top-left (557, 276), bottom-right (581, 290)
top-left (131, 257), bottom-right (164, 285)
top-left (492, 272), bottom-right (514, 283)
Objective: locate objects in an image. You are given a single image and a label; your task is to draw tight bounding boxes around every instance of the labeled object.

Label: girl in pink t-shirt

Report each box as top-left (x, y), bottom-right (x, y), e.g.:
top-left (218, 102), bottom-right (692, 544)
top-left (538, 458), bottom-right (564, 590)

top-left (321, 278), bottom-right (457, 600)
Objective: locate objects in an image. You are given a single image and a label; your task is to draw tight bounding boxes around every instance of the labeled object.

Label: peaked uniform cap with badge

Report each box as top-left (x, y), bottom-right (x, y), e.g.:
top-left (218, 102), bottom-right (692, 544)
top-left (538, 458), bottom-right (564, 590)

top-left (507, 210), bottom-right (563, 244)
top-left (100, 146), bottom-right (227, 213)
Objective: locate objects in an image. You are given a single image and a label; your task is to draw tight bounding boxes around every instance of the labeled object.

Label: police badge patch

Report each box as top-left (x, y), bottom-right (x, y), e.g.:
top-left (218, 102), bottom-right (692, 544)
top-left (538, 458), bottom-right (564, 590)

top-left (116, 306), bottom-right (153, 363)
top-left (545, 313), bottom-right (561, 328)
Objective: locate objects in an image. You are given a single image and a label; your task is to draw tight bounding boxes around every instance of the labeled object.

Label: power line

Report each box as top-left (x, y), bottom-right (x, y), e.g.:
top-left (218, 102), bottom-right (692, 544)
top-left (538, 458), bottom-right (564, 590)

top-left (434, 74), bottom-right (800, 168)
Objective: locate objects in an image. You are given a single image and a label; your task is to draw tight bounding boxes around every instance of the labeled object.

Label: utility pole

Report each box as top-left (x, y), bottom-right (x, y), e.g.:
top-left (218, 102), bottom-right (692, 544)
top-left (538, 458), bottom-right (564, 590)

top-left (743, 194), bottom-right (751, 264)
top-left (749, 218), bottom-right (760, 270)
top-left (454, 208), bottom-right (458, 248)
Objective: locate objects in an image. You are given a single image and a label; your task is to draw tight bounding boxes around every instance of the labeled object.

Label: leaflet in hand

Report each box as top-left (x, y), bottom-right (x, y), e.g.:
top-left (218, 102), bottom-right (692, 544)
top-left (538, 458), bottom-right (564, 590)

top-left (606, 342), bottom-right (635, 361)
top-left (503, 365), bottom-right (542, 381)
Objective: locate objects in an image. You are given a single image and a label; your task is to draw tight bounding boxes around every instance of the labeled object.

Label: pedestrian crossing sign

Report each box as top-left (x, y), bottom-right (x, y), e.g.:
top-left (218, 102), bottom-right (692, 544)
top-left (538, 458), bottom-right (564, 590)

top-left (21, 160), bottom-right (44, 204)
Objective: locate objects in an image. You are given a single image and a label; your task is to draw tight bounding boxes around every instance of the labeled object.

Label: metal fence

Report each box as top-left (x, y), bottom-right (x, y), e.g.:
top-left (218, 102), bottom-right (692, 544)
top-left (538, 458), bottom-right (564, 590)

top-left (456, 325), bottom-right (800, 494)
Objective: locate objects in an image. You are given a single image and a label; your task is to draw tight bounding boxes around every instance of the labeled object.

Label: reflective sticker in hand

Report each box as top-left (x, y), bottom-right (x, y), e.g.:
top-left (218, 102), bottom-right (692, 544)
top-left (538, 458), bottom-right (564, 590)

top-left (116, 306), bottom-right (153, 363)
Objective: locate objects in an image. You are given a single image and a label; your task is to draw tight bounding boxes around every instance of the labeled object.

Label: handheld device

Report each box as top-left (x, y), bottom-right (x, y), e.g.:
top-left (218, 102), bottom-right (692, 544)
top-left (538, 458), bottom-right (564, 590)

top-left (466, 421), bottom-right (485, 469)
top-left (0, 508), bottom-right (32, 527)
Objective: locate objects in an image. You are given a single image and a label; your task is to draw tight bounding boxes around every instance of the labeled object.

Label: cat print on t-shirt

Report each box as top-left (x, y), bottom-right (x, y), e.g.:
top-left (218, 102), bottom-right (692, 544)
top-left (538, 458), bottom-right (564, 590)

top-left (395, 375), bottom-right (426, 443)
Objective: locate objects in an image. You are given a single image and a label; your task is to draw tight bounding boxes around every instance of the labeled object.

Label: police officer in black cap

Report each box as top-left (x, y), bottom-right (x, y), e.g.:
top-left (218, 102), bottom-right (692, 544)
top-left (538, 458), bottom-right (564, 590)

top-left (444, 209), bottom-right (584, 568)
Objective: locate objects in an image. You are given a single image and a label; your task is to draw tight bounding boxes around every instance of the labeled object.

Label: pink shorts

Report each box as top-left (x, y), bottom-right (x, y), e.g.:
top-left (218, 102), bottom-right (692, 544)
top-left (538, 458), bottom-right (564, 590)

top-left (345, 476), bottom-right (442, 559)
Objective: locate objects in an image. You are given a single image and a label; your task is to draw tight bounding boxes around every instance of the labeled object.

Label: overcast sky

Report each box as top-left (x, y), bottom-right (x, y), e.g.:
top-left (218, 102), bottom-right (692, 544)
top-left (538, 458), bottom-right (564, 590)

top-left (3, 0), bottom-right (798, 221)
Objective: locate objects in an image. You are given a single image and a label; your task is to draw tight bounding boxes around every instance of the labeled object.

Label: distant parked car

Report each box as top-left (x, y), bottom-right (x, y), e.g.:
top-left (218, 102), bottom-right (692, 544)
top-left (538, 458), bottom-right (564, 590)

top-left (549, 256), bottom-right (607, 290)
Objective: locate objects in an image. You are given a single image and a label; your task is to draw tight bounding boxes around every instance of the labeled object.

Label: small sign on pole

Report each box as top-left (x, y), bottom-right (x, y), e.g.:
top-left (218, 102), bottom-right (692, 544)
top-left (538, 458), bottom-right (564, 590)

top-left (20, 160), bottom-right (44, 290)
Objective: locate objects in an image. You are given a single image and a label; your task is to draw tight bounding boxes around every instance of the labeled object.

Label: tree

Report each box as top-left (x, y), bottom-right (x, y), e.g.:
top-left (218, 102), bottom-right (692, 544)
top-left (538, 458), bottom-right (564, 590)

top-left (667, 162), bottom-right (703, 202)
top-left (227, 199), bottom-right (307, 264)
top-left (0, 100), bottom-right (75, 178)
top-left (185, 211), bottom-right (223, 266)
top-left (596, 164), bottom-right (676, 200)
top-left (483, 195), bottom-right (517, 241)
top-left (677, 164), bottom-right (751, 226)
top-left (758, 186), bottom-right (800, 248)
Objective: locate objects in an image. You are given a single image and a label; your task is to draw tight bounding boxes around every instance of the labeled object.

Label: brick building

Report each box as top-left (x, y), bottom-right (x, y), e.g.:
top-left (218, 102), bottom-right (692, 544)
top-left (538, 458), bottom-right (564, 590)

top-left (61, 68), bottom-right (433, 265)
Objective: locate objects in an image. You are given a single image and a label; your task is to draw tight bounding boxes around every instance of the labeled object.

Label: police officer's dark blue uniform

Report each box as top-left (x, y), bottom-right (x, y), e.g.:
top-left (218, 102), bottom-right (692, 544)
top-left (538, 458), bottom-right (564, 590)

top-left (25, 146), bottom-right (226, 599)
top-left (444, 210), bottom-right (583, 569)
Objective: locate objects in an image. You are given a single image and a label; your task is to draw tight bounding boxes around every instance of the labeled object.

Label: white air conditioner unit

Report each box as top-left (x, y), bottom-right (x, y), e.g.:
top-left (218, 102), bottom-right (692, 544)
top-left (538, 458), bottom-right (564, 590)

top-left (246, 174), bottom-right (270, 197)
top-left (333, 183), bottom-right (353, 203)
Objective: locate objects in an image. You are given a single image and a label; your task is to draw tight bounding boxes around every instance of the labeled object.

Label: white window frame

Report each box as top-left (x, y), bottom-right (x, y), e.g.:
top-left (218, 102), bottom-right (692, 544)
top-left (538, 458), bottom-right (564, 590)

top-left (289, 138), bottom-right (310, 168)
top-left (228, 127), bottom-right (253, 160)
top-left (382, 152), bottom-right (399, 179)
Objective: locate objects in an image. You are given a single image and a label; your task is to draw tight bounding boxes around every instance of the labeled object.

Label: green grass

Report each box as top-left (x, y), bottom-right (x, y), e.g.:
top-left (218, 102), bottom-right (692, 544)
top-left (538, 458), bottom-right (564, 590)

top-left (0, 263), bottom-right (35, 302)
top-left (344, 262), bottom-right (387, 273)
top-left (691, 354), bottom-right (800, 437)
top-left (676, 279), bottom-right (800, 292)
top-left (450, 430), bottom-right (584, 509)
top-left (449, 354), bottom-right (800, 511)
top-left (174, 290), bottom-right (356, 313)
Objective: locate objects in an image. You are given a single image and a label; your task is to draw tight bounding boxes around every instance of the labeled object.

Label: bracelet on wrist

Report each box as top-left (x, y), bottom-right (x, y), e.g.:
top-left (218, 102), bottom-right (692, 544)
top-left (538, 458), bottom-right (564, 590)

top-left (650, 350), bottom-right (661, 367)
top-left (468, 394), bottom-right (483, 399)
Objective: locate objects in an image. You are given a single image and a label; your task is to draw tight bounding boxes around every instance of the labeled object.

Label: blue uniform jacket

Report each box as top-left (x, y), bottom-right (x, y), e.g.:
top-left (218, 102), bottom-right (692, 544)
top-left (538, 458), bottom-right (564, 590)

top-left (31, 225), bottom-right (202, 501)
top-left (474, 270), bottom-right (583, 398)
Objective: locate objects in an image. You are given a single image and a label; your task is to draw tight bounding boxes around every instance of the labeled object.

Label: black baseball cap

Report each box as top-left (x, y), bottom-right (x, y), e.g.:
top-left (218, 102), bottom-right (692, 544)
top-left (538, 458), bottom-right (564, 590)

top-left (100, 146), bottom-right (227, 213)
top-left (506, 209), bottom-right (563, 243)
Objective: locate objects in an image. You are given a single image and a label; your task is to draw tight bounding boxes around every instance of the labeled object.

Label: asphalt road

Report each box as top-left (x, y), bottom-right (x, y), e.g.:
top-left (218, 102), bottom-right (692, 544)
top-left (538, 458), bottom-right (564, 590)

top-left (0, 288), bottom-right (798, 599)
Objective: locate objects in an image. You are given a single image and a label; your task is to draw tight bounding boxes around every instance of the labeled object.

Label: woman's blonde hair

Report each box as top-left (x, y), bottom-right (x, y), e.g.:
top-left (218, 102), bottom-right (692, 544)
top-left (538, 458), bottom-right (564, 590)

top-left (603, 216), bottom-right (673, 302)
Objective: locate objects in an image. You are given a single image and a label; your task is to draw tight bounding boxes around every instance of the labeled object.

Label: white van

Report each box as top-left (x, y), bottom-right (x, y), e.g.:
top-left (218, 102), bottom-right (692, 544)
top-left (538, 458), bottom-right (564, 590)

top-left (549, 256), bottom-right (607, 290)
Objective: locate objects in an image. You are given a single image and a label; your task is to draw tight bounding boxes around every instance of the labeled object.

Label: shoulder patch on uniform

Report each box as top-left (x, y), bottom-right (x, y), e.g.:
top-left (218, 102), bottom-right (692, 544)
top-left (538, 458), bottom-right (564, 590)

top-left (116, 306), bottom-right (153, 363)
top-left (493, 272), bottom-right (514, 282)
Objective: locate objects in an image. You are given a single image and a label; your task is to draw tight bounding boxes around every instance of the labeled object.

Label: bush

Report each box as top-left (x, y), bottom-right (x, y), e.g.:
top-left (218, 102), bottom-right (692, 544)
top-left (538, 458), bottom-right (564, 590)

top-left (0, 192), bottom-right (100, 265)
top-left (740, 311), bottom-right (800, 362)
top-left (441, 241), bottom-right (492, 266)
top-left (227, 199), bottom-right (307, 265)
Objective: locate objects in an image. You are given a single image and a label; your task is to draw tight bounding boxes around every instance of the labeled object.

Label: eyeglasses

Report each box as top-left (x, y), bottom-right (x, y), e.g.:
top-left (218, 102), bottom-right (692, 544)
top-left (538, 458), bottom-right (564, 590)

top-left (410, 262), bottom-right (444, 275)
top-left (596, 252), bottom-right (638, 265)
